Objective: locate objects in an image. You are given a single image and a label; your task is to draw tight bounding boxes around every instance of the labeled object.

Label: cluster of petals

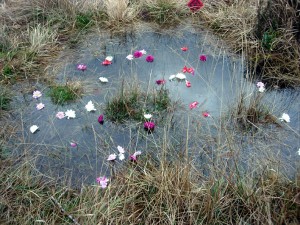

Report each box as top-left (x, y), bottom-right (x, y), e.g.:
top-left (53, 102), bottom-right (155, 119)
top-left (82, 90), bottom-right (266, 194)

top-left (144, 121), bottom-right (155, 132)
top-left (70, 142), bottom-right (77, 147)
top-left (189, 101), bottom-right (199, 109)
top-left (182, 66), bottom-right (194, 75)
top-left (65, 109), bottom-right (76, 119)
top-left (102, 56), bottom-right (113, 66)
top-left (146, 55), bottom-right (154, 62)
top-left (98, 114), bottom-right (104, 124)
top-left (144, 114), bottom-right (152, 120)
top-left (279, 113), bottom-right (290, 123)
top-left (96, 176), bottom-right (109, 189)
top-left (77, 64), bottom-right (87, 71)
top-left (56, 111), bottom-right (65, 119)
top-left (107, 146), bottom-right (126, 161)
top-left (99, 77), bottom-right (108, 83)
top-left (188, 0), bottom-right (204, 12)
top-left (32, 90), bottom-right (42, 99)
top-left (130, 151), bottom-right (142, 162)
top-left (199, 54), bottom-right (207, 61)
top-left (202, 112), bottom-right (210, 117)
top-left (185, 80), bottom-right (191, 87)
top-left (257, 82), bottom-right (265, 92)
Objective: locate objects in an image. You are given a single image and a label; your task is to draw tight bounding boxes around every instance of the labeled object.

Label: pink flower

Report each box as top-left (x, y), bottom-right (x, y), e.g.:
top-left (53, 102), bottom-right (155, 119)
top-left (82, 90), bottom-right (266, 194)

top-left (189, 101), bottom-right (199, 109)
top-left (32, 90), bottom-right (42, 99)
top-left (146, 55), bottom-right (154, 62)
top-left (186, 80), bottom-right (191, 87)
top-left (102, 60), bottom-right (112, 66)
top-left (199, 54), bottom-right (207, 61)
top-left (133, 51), bottom-right (143, 58)
top-left (96, 176), bottom-right (109, 189)
top-left (156, 79), bottom-right (166, 85)
top-left (144, 121), bottom-right (155, 132)
top-left (107, 153), bottom-right (117, 161)
top-left (56, 111), bottom-right (65, 119)
top-left (256, 82), bottom-right (265, 88)
top-left (188, 0), bottom-right (204, 12)
top-left (181, 46), bottom-right (188, 51)
top-left (77, 64), bottom-right (87, 71)
top-left (182, 66), bottom-right (194, 75)
top-left (130, 151), bottom-right (142, 162)
top-left (70, 142), bottom-right (77, 147)
top-left (202, 112), bottom-right (210, 117)
top-left (36, 103), bottom-right (45, 110)
top-left (98, 114), bottom-right (104, 124)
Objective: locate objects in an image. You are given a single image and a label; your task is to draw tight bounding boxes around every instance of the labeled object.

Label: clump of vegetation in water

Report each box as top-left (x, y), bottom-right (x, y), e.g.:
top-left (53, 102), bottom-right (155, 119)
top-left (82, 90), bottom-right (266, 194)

top-left (49, 81), bottom-right (83, 105)
top-left (0, 87), bottom-right (11, 111)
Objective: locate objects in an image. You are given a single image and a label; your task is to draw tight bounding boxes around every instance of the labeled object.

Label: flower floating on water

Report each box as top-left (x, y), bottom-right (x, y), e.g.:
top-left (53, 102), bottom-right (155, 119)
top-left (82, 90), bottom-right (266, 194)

top-left (102, 59), bottom-right (112, 66)
top-left (119, 153), bottom-right (125, 161)
top-left (189, 101), bottom-right (199, 109)
top-left (36, 103), bottom-right (45, 110)
top-left (77, 64), bottom-right (87, 71)
top-left (258, 86), bottom-right (265, 93)
top-left (199, 54), bottom-right (207, 61)
top-left (175, 73), bottom-right (186, 80)
top-left (107, 153), bottom-right (117, 161)
top-left (144, 121), bottom-right (155, 132)
top-left (133, 51), bottom-right (143, 58)
top-left (140, 49), bottom-right (147, 55)
top-left (126, 54), bottom-right (134, 60)
top-left (257, 82), bottom-right (265, 88)
top-left (202, 112), bottom-right (210, 117)
top-left (185, 80), bottom-right (191, 88)
top-left (182, 66), bottom-right (194, 75)
top-left (105, 56), bottom-right (113, 61)
top-left (156, 79), bottom-right (166, 85)
top-left (169, 74), bottom-right (176, 81)
top-left (146, 55), bottom-right (154, 62)
top-left (99, 77), bottom-right (108, 83)
top-left (130, 151), bottom-right (142, 162)
top-left (144, 114), bottom-right (152, 120)
top-left (98, 114), bottom-right (104, 124)
top-left (65, 109), bottom-right (76, 119)
top-left (181, 46), bottom-right (188, 51)
top-left (56, 111), bottom-right (65, 119)
top-left (96, 176), bottom-right (109, 189)
top-left (30, 125), bottom-right (39, 134)
top-left (117, 145), bottom-right (125, 154)
top-left (70, 142), bottom-right (77, 148)
top-left (85, 101), bottom-right (96, 112)
top-left (33, 90), bottom-right (42, 99)
top-left (297, 148), bottom-right (300, 156)
top-left (279, 113), bottom-right (290, 123)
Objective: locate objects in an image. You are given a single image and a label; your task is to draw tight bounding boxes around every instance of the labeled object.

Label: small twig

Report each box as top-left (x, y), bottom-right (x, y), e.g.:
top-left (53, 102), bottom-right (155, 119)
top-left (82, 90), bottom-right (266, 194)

top-left (50, 196), bottom-right (81, 225)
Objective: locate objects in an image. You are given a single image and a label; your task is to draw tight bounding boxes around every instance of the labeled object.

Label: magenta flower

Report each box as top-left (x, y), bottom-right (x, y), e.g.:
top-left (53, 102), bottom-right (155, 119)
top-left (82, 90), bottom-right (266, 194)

top-left (156, 79), bottom-right (166, 85)
top-left (56, 111), bottom-right (65, 119)
top-left (202, 112), bottom-right (210, 117)
top-left (133, 51), bottom-right (143, 58)
top-left (144, 121), bottom-right (155, 132)
top-left (186, 80), bottom-right (191, 88)
top-left (98, 114), bottom-right (104, 124)
top-left (96, 176), bottom-right (109, 189)
top-left (146, 55), bottom-right (154, 62)
top-left (77, 64), bottom-right (87, 71)
top-left (199, 54), bottom-right (207, 61)
top-left (70, 142), bottom-right (77, 147)
top-left (189, 101), bottom-right (199, 109)
top-left (130, 151), bottom-right (142, 162)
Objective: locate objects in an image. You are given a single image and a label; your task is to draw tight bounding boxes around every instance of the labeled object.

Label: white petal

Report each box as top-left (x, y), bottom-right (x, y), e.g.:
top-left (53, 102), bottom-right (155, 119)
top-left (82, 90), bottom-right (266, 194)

top-left (99, 77), bottom-right (108, 83)
top-left (144, 114), bottom-right (152, 119)
top-left (30, 125), bottom-right (39, 133)
top-left (118, 153), bottom-right (125, 161)
top-left (85, 101), bottom-right (96, 112)
top-left (140, 49), bottom-right (147, 55)
top-left (169, 75), bottom-right (176, 81)
top-left (105, 56), bottom-right (113, 61)
top-left (65, 110), bottom-right (76, 119)
top-left (175, 73), bottom-right (186, 80)
top-left (126, 54), bottom-right (134, 60)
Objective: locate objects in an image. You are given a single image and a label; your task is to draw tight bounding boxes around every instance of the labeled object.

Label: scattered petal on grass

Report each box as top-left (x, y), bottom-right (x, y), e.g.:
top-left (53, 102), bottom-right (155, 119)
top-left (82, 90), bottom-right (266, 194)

top-left (85, 101), bottom-right (96, 112)
top-left (119, 153), bottom-right (125, 161)
top-left (30, 125), bottom-right (39, 133)
top-left (279, 113), bottom-right (290, 123)
top-left (257, 82), bottom-right (265, 88)
top-left (189, 101), bottom-right (199, 109)
top-left (146, 55), bottom-right (154, 62)
top-left (169, 75), bottom-right (176, 81)
top-left (181, 46), bottom-right (188, 51)
top-left (258, 86), bottom-right (265, 93)
top-left (99, 77), bottom-right (108, 83)
top-left (98, 114), bottom-right (104, 124)
top-left (144, 114), bottom-right (152, 120)
top-left (77, 64), bottom-right (87, 71)
top-left (140, 49), bottom-right (147, 55)
top-left (186, 80), bottom-right (191, 87)
top-left (96, 176), bottom-right (109, 189)
top-left (33, 90), bottom-right (42, 99)
top-left (65, 109), bottom-right (76, 119)
top-left (199, 54), bottom-right (207, 61)
top-left (202, 112), bottom-right (210, 117)
top-left (105, 56), bottom-right (113, 61)
top-left (70, 142), bottom-right (77, 147)
top-left (107, 153), bottom-right (117, 161)
top-left (133, 51), bottom-right (143, 58)
top-left (144, 121), bottom-right (155, 132)
top-left (56, 111), bottom-right (65, 119)
top-left (188, 0), bottom-right (204, 12)
top-left (36, 103), bottom-right (45, 110)
top-left (175, 73), bottom-right (186, 80)
top-left (130, 151), bottom-right (142, 161)
top-left (117, 145), bottom-right (125, 154)
top-left (126, 54), bottom-right (134, 60)
top-left (102, 60), bottom-right (112, 66)
top-left (156, 79), bottom-right (166, 85)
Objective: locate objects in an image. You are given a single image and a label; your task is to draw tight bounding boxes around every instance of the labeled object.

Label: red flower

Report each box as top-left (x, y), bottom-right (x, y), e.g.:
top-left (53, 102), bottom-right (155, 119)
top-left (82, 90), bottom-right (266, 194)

top-left (102, 60), bottom-right (112, 66)
top-left (182, 66), bottom-right (188, 73)
top-left (187, 0), bottom-right (204, 12)
top-left (199, 54), bottom-right (207, 62)
top-left (186, 80), bottom-right (191, 88)
top-left (181, 46), bottom-right (188, 51)
top-left (189, 101), bottom-right (199, 109)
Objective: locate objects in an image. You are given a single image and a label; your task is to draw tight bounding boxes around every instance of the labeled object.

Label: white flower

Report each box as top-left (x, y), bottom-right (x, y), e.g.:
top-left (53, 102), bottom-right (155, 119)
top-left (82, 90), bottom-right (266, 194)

top-left (107, 153), bottom-right (117, 161)
top-left (169, 75), bottom-right (176, 81)
top-left (140, 49), bottom-right (147, 55)
top-left (133, 151), bottom-right (142, 156)
top-left (117, 145), bottom-right (125, 154)
top-left (36, 103), bottom-right (45, 110)
top-left (175, 73), bottom-right (186, 80)
top-left (32, 90), bottom-right (42, 99)
top-left (257, 82), bottom-right (265, 88)
top-left (144, 114), bottom-right (152, 119)
top-left (118, 153), bottom-right (125, 161)
top-left (30, 125), bottom-right (39, 133)
top-left (258, 86), bottom-right (265, 93)
top-left (279, 113), bottom-right (290, 123)
top-left (297, 148), bottom-right (300, 156)
top-left (65, 109), bottom-right (76, 119)
top-left (126, 54), bottom-right (134, 60)
top-left (105, 56), bottom-right (113, 61)
top-left (99, 77), bottom-right (108, 83)
top-left (85, 101), bottom-right (96, 112)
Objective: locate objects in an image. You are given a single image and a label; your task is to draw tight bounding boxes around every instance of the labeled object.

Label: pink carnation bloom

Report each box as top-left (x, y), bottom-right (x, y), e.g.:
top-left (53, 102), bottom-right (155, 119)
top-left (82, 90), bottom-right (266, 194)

top-left (186, 80), bottom-right (191, 87)
top-left (107, 153), bottom-right (117, 161)
top-left (130, 151), bottom-right (142, 162)
top-left (189, 101), bottom-right (199, 109)
top-left (144, 121), bottom-right (155, 132)
top-left (199, 54), bottom-right (207, 61)
top-left (133, 51), bottom-right (143, 58)
top-left (77, 64), bottom-right (87, 71)
top-left (96, 176), bottom-right (109, 189)
top-left (146, 55), bottom-right (154, 62)
top-left (56, 111), bottom-right (65, 119)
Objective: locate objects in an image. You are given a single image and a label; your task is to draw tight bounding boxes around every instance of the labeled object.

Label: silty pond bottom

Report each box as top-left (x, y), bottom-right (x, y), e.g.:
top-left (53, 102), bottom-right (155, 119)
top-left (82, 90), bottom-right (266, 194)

top-left (8, 25), bottom-right (300, 185)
